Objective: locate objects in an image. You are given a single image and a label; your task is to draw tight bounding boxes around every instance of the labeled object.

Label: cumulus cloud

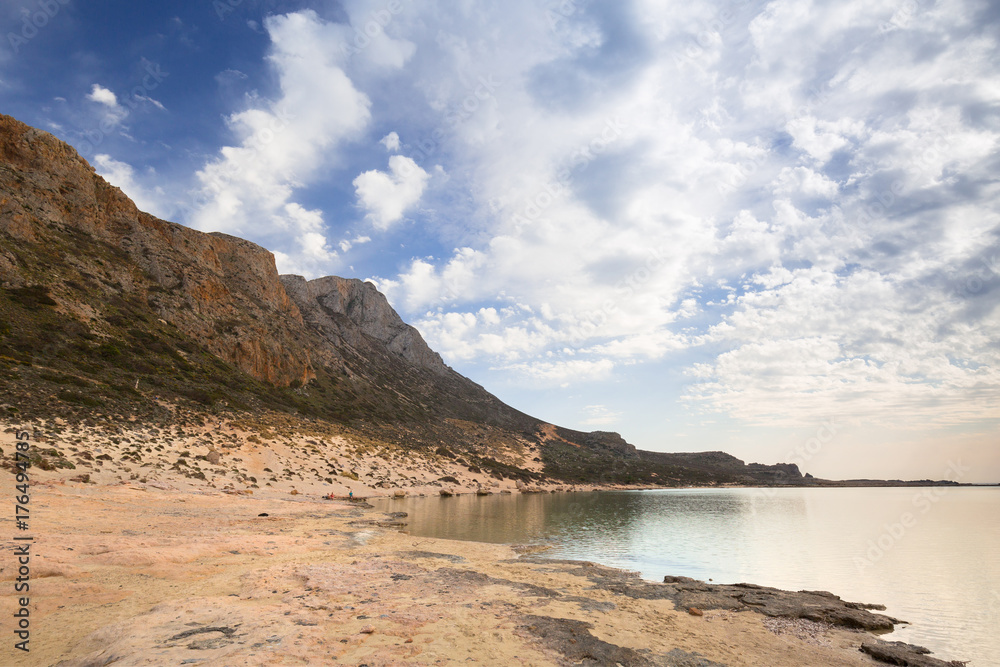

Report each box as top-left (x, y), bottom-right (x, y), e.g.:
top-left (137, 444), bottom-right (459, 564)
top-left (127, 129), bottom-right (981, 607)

top-left (85, 84), bottom-right (128, 128)
top-left (355, 0), bottom-right (1000, 436)
top-left (380, 131), bottom-right (400, 151)
top-left (187, 8), bottom-right (416, 276)
top-left (92, 0), bottom-right (993, 471)
top-left (353, 155), bottom-right (430, 230)
top-left (86, 84), bottom-right (118, 108)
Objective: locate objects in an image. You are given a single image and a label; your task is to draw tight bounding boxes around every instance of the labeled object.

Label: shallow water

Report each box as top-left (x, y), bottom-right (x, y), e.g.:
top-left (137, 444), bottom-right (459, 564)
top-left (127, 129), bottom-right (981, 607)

top-left (375, 487), bottom-right (1000, 665)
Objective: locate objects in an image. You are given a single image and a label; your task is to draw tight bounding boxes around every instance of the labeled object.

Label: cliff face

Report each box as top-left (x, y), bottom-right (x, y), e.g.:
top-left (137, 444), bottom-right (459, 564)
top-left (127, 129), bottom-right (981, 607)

top-left (638, 450), bottom-right (805, 485)
top-left (281, 275), bottom-right (447, 375)
top-left (0, 112), bottom-right (542, 444)
top-left (0, 114), bottom-right (316, 387)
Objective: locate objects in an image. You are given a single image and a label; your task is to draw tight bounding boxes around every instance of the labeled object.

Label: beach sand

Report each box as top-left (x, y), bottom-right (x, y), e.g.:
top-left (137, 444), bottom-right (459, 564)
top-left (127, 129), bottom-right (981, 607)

top-left (0, 421), bottom-right (903, 666)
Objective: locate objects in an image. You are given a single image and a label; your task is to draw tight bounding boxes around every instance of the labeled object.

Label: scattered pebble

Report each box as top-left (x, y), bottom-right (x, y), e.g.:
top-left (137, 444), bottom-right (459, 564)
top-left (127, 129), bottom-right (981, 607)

top-left (762, 616), bottom-right (833, 646)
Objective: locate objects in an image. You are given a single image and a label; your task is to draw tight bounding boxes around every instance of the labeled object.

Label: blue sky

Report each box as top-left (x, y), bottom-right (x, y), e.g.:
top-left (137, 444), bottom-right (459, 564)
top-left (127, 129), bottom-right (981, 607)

top-left (2, 0), bottom-right (999, 481)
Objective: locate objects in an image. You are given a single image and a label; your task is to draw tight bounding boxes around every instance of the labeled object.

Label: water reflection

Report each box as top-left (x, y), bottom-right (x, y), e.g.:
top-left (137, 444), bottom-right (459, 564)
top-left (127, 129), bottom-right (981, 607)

top-left (375, 487), bottom-right (1000, 666)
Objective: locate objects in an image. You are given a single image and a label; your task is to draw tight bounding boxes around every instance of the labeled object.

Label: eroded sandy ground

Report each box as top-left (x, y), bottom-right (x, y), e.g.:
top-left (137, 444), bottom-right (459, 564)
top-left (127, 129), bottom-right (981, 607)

top-left (0, 417), bottom-right (562, 501)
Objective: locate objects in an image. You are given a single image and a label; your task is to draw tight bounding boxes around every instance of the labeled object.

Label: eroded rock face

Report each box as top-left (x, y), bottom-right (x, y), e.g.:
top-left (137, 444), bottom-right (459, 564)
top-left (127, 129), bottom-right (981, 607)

top-left (281, 275), bottom-right (447, 375)
top-left (0, 113), bottom-right (316, 387)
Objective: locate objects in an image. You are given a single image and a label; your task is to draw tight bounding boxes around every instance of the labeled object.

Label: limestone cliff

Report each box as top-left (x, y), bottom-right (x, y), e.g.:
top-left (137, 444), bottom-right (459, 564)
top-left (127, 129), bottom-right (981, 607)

top-left (281, 275), bottom-right (447, 375)
top-left (0, 113), bottom-right (317, 387)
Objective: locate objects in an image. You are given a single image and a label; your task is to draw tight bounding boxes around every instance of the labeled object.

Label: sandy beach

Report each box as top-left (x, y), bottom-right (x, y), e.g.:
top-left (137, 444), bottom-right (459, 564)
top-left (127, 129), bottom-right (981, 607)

top-left (0, 420), bottom-right (948, 666)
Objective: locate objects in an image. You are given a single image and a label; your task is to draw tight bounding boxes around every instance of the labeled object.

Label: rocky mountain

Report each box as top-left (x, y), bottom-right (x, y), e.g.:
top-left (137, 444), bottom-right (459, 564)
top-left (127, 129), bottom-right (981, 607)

top-left (282, 275), bottom-right (447, 374)
top-left (0, 114), bottom-right (804, 487)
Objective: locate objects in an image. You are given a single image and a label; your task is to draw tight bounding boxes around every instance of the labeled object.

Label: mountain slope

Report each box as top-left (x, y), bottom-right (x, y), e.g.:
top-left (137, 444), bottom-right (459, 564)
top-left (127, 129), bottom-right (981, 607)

top-left (0, 114), bottom-right (802, 487)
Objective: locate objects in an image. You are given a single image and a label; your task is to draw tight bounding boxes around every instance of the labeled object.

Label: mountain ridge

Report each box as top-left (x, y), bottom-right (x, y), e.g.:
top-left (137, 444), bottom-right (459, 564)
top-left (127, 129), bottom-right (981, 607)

top-left (0, 113), bottom-right (807, 487)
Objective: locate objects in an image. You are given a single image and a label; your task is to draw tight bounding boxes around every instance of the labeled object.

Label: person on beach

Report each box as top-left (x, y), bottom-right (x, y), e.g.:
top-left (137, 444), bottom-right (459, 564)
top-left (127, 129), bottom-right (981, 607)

top-left (349, 490), bottom-right (353, 499)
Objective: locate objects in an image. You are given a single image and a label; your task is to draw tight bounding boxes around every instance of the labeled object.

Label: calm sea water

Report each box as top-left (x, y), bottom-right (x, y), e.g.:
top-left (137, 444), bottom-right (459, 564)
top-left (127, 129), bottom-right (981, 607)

top-left (375, 487), bottom-right (1000, 666)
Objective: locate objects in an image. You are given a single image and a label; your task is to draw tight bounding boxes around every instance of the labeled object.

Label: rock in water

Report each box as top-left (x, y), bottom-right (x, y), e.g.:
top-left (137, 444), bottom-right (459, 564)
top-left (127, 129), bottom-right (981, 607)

top-left (860, 639), bottom-right (966, 666)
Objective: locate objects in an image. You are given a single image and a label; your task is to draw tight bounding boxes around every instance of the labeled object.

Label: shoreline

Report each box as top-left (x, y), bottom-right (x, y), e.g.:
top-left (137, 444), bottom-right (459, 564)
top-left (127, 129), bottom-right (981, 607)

top-left (0, 422), bottom-right (974, 665)
top-left (0, 481), bottom-right (968, 666)
top-left (2, 419), bottom-right (991, 503)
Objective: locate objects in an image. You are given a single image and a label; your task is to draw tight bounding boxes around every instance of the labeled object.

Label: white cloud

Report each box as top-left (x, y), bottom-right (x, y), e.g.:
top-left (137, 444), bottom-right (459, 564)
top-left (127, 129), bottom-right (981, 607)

top-left (687, 267), bottom-right (1000, 426)
top-left (499, 358), bottom-right (616, 388)
top-left (86, 84), bottom-right (118, 108)
top-left (353, 155), bottom-right (430, 230)
top-left (784, 116), bottom-right (865, 164)
top-left (93, 154), bottom-right (168, 219)
top-left (380, 131), bottom-right (400, 151)
top-left (773, 166), bottom-right (839, 199)
top-left (581, 404), bottom-right (623, 426)
top-left (215, 69), bottom-right (248, 85)
top-left (134, 95), bottom-right (165, 111)
top-left (352, 0), bottom-right (1000, 440)
top-left (339, 235), bottom-right (372, 253)
top-left (187, 9), bottom-right (410, 276)
top-left (85, 84), bottom-right (128, 129)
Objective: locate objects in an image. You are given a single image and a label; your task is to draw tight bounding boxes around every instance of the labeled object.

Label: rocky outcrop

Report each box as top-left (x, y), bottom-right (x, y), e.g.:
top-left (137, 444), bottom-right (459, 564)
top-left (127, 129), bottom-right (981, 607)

top-left (639, 450), bottom-right (805, 485)
top-left (0, 113), bottom-right (317, 387)
top-left (554, 428), bottom-right (638, 457)
top-left (517, 614), bottom-right (726, 667)
top-left (555, 562), bottom-right (901, 632)
top-left (516, 560), bottom-right (902, 632)
top-left (860, 639), bottom-right (967, 666)
top-left (513, 559), bottom-right (967, 665)
top-left (281, 275), bottom-right (447, 374)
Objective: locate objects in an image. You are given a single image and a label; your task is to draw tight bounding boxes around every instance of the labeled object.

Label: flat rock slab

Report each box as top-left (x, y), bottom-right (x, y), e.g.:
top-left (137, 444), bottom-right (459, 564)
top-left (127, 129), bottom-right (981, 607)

top-left (517, 614), bottom-right (726, 667)
top-left (860, 640), bottom-right (967, 666)
top-left (517, 559), bottom-right (900, 631)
